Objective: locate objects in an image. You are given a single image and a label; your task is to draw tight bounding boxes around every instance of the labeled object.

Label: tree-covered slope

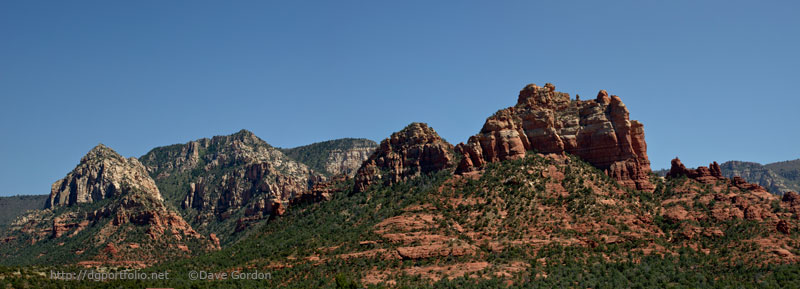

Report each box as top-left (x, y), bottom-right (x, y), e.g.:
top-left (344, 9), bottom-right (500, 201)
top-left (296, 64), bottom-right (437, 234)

top-left (138, 129), bottom-right (324, 244)
top-left (765, 159), bottom-right (800, 191)
top-left (0, 195), bottom-right (47, 231)
top-left (5, 152), bottom-right (798, 288)
top-left (280, 138), bottom-right (377, 177)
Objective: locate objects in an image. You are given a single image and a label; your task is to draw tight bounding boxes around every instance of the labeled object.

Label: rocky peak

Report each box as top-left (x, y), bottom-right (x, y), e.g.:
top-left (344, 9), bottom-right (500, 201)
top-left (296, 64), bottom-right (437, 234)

top-left (48, 144), bottom-right (161, 208)
top-left (141, 130), bottom-right (302, 179)
top-left (81, 144), bottom-right (123, 163)
top-left (596, 89), bottom-right (611, 104)
top-left (387, 123), bottom-right (444, 147)
top-left (226, 129), bottom-right (265, 147)
top-left (667, 158), bottom-right (722, 181)
top-left (456, 83), bottom-right (654, 191)
top-left (516, 83), bottom-right (570, 108)
top-left (354, 123), bottom-right (456, 193)
top-left (6, 143), bottom-right (219, 266)
top-left (139, 130), bottom-right (324, 238)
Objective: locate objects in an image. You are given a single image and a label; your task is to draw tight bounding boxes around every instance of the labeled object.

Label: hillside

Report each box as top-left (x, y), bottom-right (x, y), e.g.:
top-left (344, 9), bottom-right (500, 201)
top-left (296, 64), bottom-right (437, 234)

top-left (1, 83), bottom-right (798, 288)
top-left (765, 159), bottom-right (800, 190)
top-left (280, 138), bottom-right (377, 177)
top-left (657, 160), bottom-right (800, 195)
top-left (720, 160), bottom-right (799, 194)
top-left (5, 151), bottom-right (798, 287)
top-left (0, 145), bottom-right (218, 267)
top-left (0, 195), bottom-right (47, 231)
top-left (139, 129), bottom-right (326, 244)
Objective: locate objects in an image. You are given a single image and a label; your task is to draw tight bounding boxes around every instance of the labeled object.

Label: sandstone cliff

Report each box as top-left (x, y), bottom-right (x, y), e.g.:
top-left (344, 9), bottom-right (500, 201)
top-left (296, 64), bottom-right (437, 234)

top-left (139, 130), bottom-right (324, 238)
top-left (668, 158), bottom-right (766, 191)
top-left (354, 123), bottom-right (456, 193)
top-left (2, 144), bottom-right (217, 267)
top-left (455, 83), bottom-right (654, 191)
top-left (280, 138), bottom-right (377, 177)
top-left (325, 145), bottom-right (376, 176)
top-left (48, 144), bottom-right (161, 208)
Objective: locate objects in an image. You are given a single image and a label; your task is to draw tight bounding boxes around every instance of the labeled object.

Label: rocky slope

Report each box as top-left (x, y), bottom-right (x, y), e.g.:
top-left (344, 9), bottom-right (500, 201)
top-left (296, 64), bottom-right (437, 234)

top-left (765, 159), bottom-right (800, 183)
top-left (354, 123), bottom-right (456, 193)
top-left (2, 82), bottom-right (800, 288)
top-left (657, 159), bottom-right (800, 195)
top-left (48, 144), bottom-right (161, 208)
top-left (139, 130), bottom-right (325, 240)
top-left (726, 159), bottom-right (800, 195)
top-left (455, 83), bottom-right (654, 191)
top-left (0, 195), bottom-right (47, 231)
top-left (718, 161), bottom-right (797, 194)
top-left (1, 145), bottom-right (217, 267)
top-left (663, 158), bottom-right (800, 262)
top-left (126, 152), bottom-right (800, 287)
top-left (280, 138), bottom-right (377, 177)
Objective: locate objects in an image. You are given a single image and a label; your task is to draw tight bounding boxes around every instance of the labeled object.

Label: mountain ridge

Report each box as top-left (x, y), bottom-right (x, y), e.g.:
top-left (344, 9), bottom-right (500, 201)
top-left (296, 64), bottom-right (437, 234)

top-left (657, 158), bottom-right (800, 194)
top-left (1, 144), bottom-right (218, 267)
top-left (279, 138), bottom-right (377, 177)
top-left (2, 82), bottom-right (799, 288)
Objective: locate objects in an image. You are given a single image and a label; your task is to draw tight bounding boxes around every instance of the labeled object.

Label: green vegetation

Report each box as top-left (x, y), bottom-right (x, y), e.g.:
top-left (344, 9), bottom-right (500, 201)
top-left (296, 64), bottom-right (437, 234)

top-left (765, 159), bottom-right (800, 187)
top-left (138, 130), bottom-right (307, 244)
top-left (658, 158), bottom-right (800, 194)
top-left (279, 138), bottom-right (377, 176)
top-left (2, 153), bottom-right (799, 288)
top-left (0, 194), bottom-right (47, 231)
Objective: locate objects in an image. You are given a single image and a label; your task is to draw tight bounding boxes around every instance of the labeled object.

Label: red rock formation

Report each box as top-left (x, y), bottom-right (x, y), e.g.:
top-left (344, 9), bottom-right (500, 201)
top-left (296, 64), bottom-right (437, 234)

top-left (667, 158), bottom-right (724, 184)
top-left (781, 191), bottom-right (800, 218)
top-left (291, 175), bottom-right (345, 205)
top-left (4, 144), bottom-right (220, 265)
top-left (783, 191), bottom-right (799, 204)
top-left (455, 83), bottom-right (654, 191)
top-left (667, 157), bottom-right (768, 192)
top-left (354, 123), bottom-right (456, 193)
top-left (777, 220), bottom-right (791, 234)
top-left (209, 233), bottom-right (221, 248)
top-left (48, 144), bottom-right (162, 208)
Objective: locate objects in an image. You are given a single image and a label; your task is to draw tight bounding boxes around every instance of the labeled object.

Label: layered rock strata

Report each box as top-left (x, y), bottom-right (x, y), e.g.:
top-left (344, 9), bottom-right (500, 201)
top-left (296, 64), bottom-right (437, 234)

top-left (455, 83), bottom-right (654, 191)
top-left (667, 158), bottom-right (768, 192)
top-left (354, 123), bottom-right (456, 193)
top-left (5, 144), bottom-right (217, 266)
top-left (279, 138), bottom-right (377, 177)
top-left (663, 158), bottom-right (800, 257)
top-left (719, 161), bottom-right (798, 194)
top-left (139, 130), bottom-right (324, 237)
top-left (48, 144), bottom-right (161, 208)
top-left (325, 145), bottom-right (376, 176)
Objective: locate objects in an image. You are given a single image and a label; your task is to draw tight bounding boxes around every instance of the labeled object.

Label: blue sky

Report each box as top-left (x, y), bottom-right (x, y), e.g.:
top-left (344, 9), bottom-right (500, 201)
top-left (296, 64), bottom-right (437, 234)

top-left (1, 0), bottom-right (798, 196)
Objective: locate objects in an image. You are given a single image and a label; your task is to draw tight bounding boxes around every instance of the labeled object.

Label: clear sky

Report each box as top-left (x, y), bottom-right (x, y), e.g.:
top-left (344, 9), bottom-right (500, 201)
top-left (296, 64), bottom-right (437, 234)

top-left (1, 1), bottom-right (798, 196)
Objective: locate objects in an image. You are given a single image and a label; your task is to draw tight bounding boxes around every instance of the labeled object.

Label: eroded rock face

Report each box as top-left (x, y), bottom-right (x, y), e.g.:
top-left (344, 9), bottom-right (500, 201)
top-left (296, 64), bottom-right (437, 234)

top-left (667, 157), bottom-right (768, 192)
top-left (140, 130), bottom-right (324, 237)
top-left (455, 83), bottom-right (654, 191)
top-left (667, 158), bottom-right (724, 184)
top-left (48, 144), bottom-right (162, 208)
top-left (719, 161), bottom-right (796, 194)
top-left (325, 145), bottom-right (376, 177)
top-left (5, 144), bottom-right (217, 266)
top-left (354, 123), bottom-right (456, 193)
top-left (279, 138), bottom-right (377, 177)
